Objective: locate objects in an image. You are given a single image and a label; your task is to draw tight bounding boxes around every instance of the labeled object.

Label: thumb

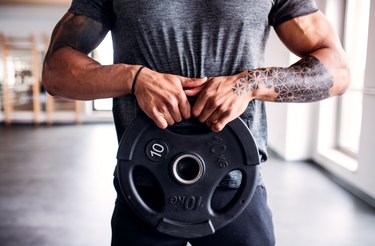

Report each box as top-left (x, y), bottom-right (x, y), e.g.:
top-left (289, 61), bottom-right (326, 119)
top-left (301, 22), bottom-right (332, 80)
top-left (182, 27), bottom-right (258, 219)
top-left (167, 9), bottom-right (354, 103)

top-left (184, 84), bottom-right (206, 96)
top-left (181, 77), bottom-right (208, 89)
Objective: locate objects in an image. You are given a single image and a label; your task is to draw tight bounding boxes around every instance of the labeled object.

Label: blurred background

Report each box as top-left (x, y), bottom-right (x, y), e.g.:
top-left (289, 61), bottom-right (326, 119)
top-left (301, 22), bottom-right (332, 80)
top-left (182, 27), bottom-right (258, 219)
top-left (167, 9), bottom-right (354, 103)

top-left (0, 0), bottom-right (374, 245)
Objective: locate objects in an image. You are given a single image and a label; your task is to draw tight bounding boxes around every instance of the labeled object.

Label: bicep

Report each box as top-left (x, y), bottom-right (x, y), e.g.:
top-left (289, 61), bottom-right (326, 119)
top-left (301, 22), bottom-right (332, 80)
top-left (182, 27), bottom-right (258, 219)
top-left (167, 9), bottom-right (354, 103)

top-left (274, 11), bottom-right (341, 57)
top-left (274, 11), bottom-right (350, 95)
top-left (45, 12), bottom-right (109, 61)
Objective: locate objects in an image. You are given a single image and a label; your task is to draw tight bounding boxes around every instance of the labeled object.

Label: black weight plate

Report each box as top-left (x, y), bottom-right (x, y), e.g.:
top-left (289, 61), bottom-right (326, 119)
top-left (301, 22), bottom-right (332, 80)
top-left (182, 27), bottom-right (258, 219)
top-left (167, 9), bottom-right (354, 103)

top-left (117, 113), bottom-right (260, 238)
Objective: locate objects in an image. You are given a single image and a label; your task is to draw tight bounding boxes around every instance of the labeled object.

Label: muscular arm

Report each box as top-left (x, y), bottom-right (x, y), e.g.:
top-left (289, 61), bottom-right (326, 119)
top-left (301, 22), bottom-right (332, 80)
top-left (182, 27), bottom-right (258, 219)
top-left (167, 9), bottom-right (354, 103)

top-left (42, 12), bottom-right (139, 100)
top-left (233, 11), bottom-right (349, 102)
top-left (192, 11), bottom-right (350, 131)
top-left (43, 12), bottom-right (207, 128)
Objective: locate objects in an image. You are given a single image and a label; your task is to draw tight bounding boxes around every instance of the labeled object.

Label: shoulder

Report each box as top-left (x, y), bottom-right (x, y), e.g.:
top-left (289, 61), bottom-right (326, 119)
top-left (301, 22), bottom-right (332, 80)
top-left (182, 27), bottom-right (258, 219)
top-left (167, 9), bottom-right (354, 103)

top-left (269, 0), bottom-right (319, 26)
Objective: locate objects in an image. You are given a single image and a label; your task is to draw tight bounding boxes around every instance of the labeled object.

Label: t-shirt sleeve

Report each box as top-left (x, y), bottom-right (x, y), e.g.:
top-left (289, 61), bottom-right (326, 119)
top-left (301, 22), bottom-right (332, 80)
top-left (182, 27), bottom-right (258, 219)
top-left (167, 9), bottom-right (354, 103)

top-left (269, 0), bottom-right (319, 26)
top-left (68, 0), bottom-right (115, 29)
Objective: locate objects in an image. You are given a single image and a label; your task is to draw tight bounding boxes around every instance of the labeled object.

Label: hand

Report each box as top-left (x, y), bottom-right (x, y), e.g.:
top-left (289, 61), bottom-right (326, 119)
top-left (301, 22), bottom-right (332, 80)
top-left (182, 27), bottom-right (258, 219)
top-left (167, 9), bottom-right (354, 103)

top-left (134, 67), bottom-right (207, 129)
top-left (190, 71), bottom-right (253, 132)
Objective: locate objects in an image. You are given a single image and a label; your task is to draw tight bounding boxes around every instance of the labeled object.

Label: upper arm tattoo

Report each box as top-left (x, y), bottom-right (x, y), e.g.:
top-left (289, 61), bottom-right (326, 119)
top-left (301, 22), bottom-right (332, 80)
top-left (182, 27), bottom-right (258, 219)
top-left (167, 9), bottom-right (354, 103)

top-left (232, 55), bottom-right (334, 102)
top-left (45, 12), bottom-right (108, 62)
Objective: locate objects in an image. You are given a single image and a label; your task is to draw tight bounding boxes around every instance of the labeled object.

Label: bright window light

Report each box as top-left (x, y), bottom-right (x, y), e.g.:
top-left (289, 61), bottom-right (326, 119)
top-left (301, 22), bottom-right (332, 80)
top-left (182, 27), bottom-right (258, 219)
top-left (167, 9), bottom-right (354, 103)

top-left (337, 0), bottom-right (370, 156)
top-left (93, 32), bottom-right (113, 111)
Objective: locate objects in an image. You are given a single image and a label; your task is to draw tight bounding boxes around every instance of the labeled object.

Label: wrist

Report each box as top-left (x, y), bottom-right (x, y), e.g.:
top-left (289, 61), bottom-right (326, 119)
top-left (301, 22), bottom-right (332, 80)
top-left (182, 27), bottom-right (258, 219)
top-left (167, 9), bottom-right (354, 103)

top-left (131, 65), bottom-right (145, 94)
top-left (234, 68), bottom-right (277, 101)
top-left (245, 69), bottom-right (258, 100)
top-left (232, 70), bottom-right (256, 100)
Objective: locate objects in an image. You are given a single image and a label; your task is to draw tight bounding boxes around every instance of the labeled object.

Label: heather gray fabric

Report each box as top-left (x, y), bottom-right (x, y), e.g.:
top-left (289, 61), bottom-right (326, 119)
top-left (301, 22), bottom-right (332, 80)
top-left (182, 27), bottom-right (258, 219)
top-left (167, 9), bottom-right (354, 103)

top-left (69, 0), bottom-right (319, 186)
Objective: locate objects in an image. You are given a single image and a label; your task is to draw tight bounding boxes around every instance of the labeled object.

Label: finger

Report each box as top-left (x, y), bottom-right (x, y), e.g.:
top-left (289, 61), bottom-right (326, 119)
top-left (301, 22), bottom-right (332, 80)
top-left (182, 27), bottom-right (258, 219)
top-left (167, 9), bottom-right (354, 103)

top-left (161, 111), bottom-right (175, 126)
top-left (181, 77), bottom-right (208, 89)
top-left (211, 114), bottom-right (233, 132)
top-left (197, 97), bottom-right (223, 123)
top-left (148, 106), bottom-right (174, 128)
top-left (150, 113), bottom-right (168, 129)
top-left (184, 84), bottom-right (206, 97)
top-left (206, 108), bottom-right (225, 127)
top-left (166, 97), bottom-right (183, 123)
top-left (191, 92), bottom-right (208, 119)
top-left (178, 94), bottom-right (191, 119)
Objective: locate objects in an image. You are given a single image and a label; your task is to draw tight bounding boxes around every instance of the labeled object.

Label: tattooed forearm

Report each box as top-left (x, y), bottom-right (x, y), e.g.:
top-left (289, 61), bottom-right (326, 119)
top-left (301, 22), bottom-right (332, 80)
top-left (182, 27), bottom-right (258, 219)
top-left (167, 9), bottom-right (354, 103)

top-left (232, 55), bottom-right (333, 102)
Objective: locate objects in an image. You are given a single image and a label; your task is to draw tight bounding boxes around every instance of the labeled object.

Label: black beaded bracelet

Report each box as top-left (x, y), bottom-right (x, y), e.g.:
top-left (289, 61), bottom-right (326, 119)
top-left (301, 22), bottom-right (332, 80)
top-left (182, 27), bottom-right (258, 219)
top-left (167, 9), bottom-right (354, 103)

top-left (131, 65), bottom-right (145, 94)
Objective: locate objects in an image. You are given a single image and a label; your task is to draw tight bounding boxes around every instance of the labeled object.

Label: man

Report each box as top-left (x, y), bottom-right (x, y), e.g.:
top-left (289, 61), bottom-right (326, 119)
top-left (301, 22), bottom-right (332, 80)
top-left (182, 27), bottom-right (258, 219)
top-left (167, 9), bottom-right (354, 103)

top-left (42, 0), bottom-right (350, 245)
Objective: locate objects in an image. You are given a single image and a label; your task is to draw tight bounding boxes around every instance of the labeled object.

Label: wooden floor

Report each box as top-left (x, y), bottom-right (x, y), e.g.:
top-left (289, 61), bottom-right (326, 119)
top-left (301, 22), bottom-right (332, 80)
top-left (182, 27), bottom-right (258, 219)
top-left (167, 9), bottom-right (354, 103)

top-left (1, 123), bottom-right (374, 246)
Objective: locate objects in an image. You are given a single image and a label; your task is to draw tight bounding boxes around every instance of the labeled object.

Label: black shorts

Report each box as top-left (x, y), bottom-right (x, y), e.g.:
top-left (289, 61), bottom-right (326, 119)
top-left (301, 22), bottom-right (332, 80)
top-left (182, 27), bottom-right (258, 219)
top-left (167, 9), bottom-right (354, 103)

top-left (111, 177), bottom-right (275, 246)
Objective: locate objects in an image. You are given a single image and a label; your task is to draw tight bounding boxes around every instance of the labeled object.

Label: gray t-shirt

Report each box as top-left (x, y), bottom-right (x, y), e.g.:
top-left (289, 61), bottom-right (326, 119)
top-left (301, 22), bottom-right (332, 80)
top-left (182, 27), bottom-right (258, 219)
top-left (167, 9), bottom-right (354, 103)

top-left (69, 0), bottom-right (318, 186)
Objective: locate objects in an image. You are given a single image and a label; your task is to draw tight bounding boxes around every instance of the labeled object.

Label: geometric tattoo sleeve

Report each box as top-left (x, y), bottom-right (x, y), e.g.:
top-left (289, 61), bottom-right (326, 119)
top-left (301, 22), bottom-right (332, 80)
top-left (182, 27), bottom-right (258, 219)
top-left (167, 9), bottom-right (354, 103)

top-left (232, 55), bottom-right (334, 102)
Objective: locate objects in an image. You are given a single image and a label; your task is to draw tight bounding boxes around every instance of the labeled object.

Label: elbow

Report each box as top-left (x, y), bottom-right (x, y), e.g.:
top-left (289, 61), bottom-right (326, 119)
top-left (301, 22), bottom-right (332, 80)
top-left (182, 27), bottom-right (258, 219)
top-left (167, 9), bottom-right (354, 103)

top-left (336, 60), bottom-right (351, 96)
top-left (42, 65), bottom-right (58, 96)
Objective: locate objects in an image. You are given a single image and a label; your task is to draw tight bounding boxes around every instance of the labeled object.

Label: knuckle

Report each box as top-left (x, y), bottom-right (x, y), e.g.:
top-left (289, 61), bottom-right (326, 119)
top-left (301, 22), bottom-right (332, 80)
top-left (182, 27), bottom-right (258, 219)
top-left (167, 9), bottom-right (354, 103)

top-left (166, 97), bottom-right (179, 110)
top-left (175, 92), bottom-right (186, 102)
top-left (148, 108), bottom-right (159, 118)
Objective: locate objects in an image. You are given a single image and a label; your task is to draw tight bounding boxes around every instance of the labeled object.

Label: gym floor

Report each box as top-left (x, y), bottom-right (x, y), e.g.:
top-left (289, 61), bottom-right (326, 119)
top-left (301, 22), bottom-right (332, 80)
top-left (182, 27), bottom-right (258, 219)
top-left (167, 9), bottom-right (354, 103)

top-left (1, 123), bottom-right (374, 246)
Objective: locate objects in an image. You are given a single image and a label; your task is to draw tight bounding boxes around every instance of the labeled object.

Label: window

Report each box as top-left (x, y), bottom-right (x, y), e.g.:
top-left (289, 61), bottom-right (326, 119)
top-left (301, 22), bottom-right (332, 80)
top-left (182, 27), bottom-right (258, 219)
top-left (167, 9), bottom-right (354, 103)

top-left (337, 0), bottom-right (370, 157)
top-left (315, 0), bottom-right (370, 172)
top-left (92, 32), bottom-right (113, 111)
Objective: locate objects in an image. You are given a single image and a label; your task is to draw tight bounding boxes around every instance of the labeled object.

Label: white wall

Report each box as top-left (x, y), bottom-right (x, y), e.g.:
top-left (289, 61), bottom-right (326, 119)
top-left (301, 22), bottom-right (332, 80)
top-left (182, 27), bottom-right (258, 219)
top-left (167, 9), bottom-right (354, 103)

top-left (0, 5), bottom-right (68, 41)
top-left (264, 29), bottom-right (319, 161)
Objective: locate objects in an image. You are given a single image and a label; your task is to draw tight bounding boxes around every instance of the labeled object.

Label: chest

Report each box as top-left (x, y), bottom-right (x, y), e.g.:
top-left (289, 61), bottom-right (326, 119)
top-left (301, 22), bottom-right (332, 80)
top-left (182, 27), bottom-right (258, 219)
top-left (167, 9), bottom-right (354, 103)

top-left (112, 0), bottom-right (273, 29)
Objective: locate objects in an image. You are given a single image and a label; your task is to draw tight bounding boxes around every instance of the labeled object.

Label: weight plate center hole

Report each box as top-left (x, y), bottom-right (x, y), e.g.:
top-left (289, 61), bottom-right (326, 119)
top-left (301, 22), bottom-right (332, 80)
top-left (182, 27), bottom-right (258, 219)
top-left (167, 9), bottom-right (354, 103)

top-left (177, 158), bottom-right (199, 180)
top-left (172, 154), bottom-right (204, 185)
